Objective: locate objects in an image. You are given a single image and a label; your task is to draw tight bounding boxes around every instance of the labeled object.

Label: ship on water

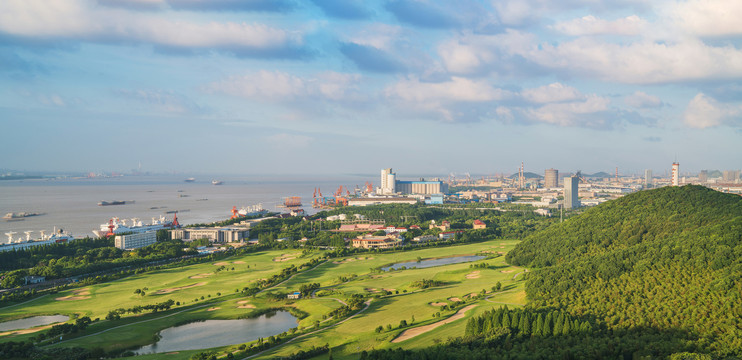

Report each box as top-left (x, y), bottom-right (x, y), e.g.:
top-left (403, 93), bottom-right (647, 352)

top-left (211, 180), bottom-right (223, 185)
top-left (98, 200), bottom-right (135, 206)
top-left (184, 177), bottom-right (196, 183)
top-left (92, 214), bottom-right (180, 238)
top-left (1, 228), bottom-right (75, 252)
top-left (4, 212), bottom-right (45, 220)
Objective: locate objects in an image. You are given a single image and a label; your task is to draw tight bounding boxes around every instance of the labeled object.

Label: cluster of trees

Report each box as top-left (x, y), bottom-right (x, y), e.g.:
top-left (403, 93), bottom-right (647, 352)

top-left (105, 299), bottom-right (175, 320)
top-left (33, 317), bottom-right (92, 341)
top-left (0, 239), bottom-right (195, 287)
top-left (298, 283), bottom-right (320, 297)
top-left (274, 344), bottom-right (329, 360)
top-left (0, 341), bottom-right (106, 360)
top-left (465, 307), bottom-right (592, 338)
top-left (503, 185), bottom-right (742, 357)
top-left (409, 279), bottom-right (446, 289)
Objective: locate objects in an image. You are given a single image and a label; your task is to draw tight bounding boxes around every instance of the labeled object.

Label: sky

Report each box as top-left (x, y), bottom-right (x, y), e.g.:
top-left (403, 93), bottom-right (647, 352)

top-left (0, 0), bottom-right (740, 177)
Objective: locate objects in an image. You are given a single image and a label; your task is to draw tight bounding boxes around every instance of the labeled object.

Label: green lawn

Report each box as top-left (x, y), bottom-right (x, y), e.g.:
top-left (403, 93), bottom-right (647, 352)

top-left (0, 240), bottom-right (527, 359)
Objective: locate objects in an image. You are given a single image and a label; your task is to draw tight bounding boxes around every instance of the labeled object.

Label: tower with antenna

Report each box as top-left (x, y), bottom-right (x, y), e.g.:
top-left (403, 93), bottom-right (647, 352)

top-left (672, 162), bottom-right (680, 186)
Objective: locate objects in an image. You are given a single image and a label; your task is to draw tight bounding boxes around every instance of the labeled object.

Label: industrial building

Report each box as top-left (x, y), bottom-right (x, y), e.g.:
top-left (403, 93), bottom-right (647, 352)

top-left (395, 180), bottom-right (448, 195)
top-left (380, 168), bottom-right (396, 195)
top-left (564, 175), bottom-right (580, 209)
top-left (115, 231), bottom-right (157, 250)
top-left (170, 226), bottom-right (249, 243)
top-left (544, 169), bottom-right (559, 188)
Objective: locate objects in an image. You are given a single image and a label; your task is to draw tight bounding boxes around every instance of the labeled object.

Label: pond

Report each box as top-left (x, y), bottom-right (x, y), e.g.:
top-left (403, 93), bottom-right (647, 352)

top-left (381, 255), bottom-right (486, 271)
top-left (134, 310), bottom-right (298, 354)
top-left (0, 315), bottom-right (69, 332)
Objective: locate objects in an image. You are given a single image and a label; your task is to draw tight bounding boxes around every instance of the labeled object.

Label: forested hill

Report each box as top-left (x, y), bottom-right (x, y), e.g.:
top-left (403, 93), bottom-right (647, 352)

top-left (506, 185), bottom-right (742, 356)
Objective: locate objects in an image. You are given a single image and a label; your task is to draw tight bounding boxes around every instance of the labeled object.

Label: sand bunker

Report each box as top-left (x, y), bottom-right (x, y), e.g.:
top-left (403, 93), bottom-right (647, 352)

top-left (207, 307), bottom-right (221, 311)
top-left (448, 297), bottom-right (462, 302)
top-left (233, 261), bottom-right (246, 264)
top-left (56, 288), bottom-right (91, 301)
top-left (189, 273), bottom-right (213, 279)
top-left (273, 253), bottom-right (301, 262)
top-left (430, 302), bottom-right (447, 306)
top-left (383, 288), bottom-right (396, 292)
top-left (155, 282), bottom-right (206, 294)
top-left (365, 288), bottom-right (380, 293)
top-left (393, 305), bottom-right (477, 343)
top-left (238, 304), bottom-right (256, 309)
top-left (466, 271), bottom-right (481, 279)
top-left (237, 300), bottom-right (250, 304)
top-left (213, 262), bottom-right (230, 266)
top-left (500, 270), bottom-right (514, 273)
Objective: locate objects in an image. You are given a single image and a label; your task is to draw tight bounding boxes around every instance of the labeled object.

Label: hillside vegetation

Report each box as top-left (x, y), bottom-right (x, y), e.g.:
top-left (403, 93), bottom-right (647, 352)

top-left (506, 185), bottom-right (742, 356)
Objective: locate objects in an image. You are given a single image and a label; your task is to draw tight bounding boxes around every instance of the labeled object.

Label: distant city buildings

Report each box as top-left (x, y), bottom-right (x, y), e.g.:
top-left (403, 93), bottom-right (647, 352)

top-left (380, 168), bottom-right (396, 195)
top-left (723, 170), bottom-right (740, 183)
top-left (698, 170), bottom-right (708, 183)
top-left (564, 175), bottom-right (580, 209)
top-left (544, 168), bottom-right (559, 189)
top-left (644, 169), bottom-right (653, 188)
top-left (672, 162), bottom-right (680, 186)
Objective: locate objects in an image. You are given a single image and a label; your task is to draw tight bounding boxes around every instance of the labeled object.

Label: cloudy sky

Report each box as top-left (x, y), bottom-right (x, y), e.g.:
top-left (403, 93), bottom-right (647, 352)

top-left (1, 0), bottom-right (740, 177)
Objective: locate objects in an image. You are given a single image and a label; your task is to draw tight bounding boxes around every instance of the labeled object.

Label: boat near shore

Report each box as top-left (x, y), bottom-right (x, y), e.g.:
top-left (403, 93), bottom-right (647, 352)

top-left (1, 228), bottom-right (75, 252)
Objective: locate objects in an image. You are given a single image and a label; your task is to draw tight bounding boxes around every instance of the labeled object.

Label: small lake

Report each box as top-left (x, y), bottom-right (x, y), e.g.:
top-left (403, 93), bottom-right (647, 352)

top-left (382, 255), bottom-right (486, 271)
top-left (134, 310), bottom-right (297, 354)
top-left (0, 315), bottom-right (69, 332)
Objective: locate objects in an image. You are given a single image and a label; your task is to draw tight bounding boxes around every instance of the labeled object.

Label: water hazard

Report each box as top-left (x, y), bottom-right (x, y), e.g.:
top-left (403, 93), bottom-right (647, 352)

top-left (0, 315), bottom-right (69, 332)
top-left (381, 255), bottom-right (486, 271)
top-left (134, 310), bottom-right (298, 354)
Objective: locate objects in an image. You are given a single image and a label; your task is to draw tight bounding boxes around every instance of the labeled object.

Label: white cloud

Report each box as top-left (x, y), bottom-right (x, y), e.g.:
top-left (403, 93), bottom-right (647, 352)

top-left (207, 71), bottom-right (362, 102)
top-left (521, 83), bottom-right (584, 103)
top-left (683, 93), bottom-right (741, 129)
top-left (386, 76), bottom-right (508, 103)
top-left (552, 15), bottom-right (646, 36)
top-left (670, 0), bottom-right (742, 37)
top-left (0, 0), bottom-right (300, 55)
top-left (522, 37), bottom-right (742, 84)
top-left (116, 89), bottom-right (202, 113)
top-left (437, 30), bottom-right (535, 75)
top-left (625, 91), bottom-right (662, 108)
top-left (346, 24), bottom-right (404, 51)
top-left (265, 133), bottom-right (313, 149)
top-left (522, 95), bottom-right (612, 127)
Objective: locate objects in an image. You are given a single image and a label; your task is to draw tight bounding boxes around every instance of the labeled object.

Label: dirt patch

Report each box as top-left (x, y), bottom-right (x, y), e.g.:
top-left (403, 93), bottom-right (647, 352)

top-left (155, 282), bottom-right (206, 294)
top-left (430, 302), bottom-right (447, 306)
top-left (466, 271), bottom-right (481, 279)
top-left (497, 251), bottom-right (505, 255)
top-left (448, 297), bottom-right (462, 302)
top-left (500, 270), bottom-right (514, 273)
top-left (499, 243), bottom-right (506, 245)
top-left (189, 273), bottom-right (213, 279)
top-left (499, 246), bottom-right (505, 249)
top-left (207, 307), bottom-right (220, 311)
top-left (56, 288), bottom-right (91, 301)
top-left (393, 304), bottom-right (477, 343)
top-left (233, 261), bottom-right (246, 264)
top-left (213, 262), bottom-right (230, 266)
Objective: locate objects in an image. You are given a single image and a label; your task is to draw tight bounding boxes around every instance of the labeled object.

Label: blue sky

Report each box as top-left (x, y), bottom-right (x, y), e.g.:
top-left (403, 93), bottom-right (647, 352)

top-left (0, 0), bottom-right (740, 177)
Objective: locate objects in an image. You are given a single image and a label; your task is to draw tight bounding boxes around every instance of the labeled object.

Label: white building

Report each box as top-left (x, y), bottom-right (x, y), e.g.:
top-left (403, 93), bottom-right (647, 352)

top-left (380, 168), bottom-right (396, 194)
top-left (672, 162), bottom-right (680, 186)
top-left (115, 231), bottom-right (157, 250)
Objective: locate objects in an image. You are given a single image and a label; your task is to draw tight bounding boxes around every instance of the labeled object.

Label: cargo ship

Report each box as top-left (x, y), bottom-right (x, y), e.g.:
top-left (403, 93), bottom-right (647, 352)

top-left (98, 200), bottom-right (135, 206)
top-left (92, 214), bottom-right (180, 238)
top-left (211, 180), bottom-right (223, 185)
top-left (4, 212), bottom-right (45, 219)
top-left (184, 178), bottom-right (196, 182)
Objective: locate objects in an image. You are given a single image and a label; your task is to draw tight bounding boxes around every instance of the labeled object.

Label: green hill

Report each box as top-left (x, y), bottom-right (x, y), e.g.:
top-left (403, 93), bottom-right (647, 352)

top-left (507, 185), bottom-right (742, 356)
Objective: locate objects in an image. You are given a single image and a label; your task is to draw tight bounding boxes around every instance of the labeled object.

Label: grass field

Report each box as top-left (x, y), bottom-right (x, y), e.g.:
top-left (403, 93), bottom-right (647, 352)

top-left (0, 240), bottom-right (527, 359)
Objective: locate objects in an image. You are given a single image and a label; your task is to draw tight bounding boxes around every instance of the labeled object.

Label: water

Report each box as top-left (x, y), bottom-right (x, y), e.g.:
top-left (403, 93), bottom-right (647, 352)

top-left (133, 310), bottom-right (298, 354)
top-left (0, 175), bottom-right (371, 241)
top-left (382, 255), bottom-right (486, 271)
top-left (0, 315), bottom-right (69, 331)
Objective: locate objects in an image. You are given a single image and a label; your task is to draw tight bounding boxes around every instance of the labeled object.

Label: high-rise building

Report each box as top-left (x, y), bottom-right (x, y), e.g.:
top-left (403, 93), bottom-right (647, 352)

top-left (564, 175), bottom-right (580, 209)
top-left (644, 169), bottom-right (652, 188)
top-left (544, 168), bottom-right (558, 188)
top-left (698, 170), bottom-right (708, 183)
top-left (380, 168), bottom-right (396, 194)
top-left (671, 162), bottom-right (680, 186)
top-left (723, 170), bottom-right (740, 183)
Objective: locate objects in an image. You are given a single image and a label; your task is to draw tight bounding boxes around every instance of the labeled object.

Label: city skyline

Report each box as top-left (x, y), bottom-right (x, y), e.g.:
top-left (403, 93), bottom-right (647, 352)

top-left (1, 1), bottom-right (740, 175)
